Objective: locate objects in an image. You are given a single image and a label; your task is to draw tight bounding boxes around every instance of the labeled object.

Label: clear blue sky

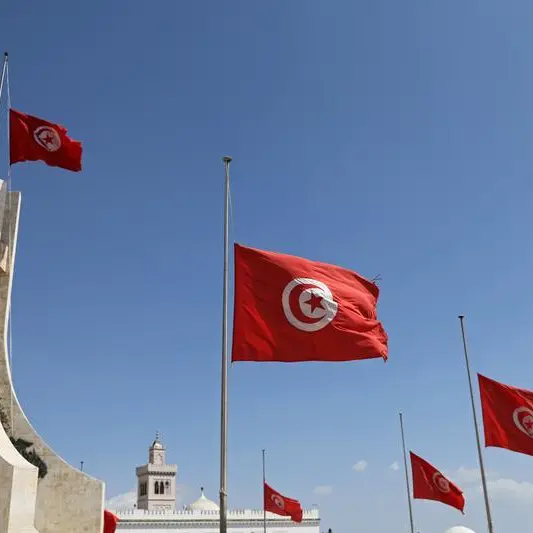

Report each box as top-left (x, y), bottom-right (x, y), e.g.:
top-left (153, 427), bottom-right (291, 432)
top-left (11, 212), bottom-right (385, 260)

top-left (2, 2), bottom-right (533, 532)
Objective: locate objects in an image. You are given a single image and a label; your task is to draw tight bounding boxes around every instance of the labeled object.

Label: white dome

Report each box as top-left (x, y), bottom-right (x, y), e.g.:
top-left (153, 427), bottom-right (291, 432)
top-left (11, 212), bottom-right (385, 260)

top-left (186, 488), bottom-right (219, 512)
top-left (445, 527), bottom-right (476, 533)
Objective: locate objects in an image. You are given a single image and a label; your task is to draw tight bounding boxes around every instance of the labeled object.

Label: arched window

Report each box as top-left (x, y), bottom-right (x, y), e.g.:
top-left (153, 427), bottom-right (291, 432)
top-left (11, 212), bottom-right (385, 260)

top-left (154, 481), bottom-right (159, 494)
top-left (165, 481), bottom-right (170, 494)
top-left (139, 482), bottom-right (147, 496)
top-left (159, 481), bottom-right (165, 494)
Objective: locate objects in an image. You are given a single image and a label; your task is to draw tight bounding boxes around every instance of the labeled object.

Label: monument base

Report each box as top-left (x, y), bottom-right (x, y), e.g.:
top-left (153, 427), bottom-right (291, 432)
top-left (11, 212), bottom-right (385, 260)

top-left (0, 414), bottom-right (39, 533)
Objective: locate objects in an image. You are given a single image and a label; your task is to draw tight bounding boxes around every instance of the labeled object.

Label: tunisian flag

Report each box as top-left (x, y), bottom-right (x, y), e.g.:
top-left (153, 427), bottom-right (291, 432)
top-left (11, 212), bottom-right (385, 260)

top-left (410, 452), bottom-right (465, 513)
top-left (232, 244), bottom-right (388, 362)
top-left (264, 483), bottom-right (303, 523)
top-left (479, 374), bottom-right (533, 456)
top-left (103, 510), bottom-right (119, 533)
top-left (10, 108), bottom-right (82, 172)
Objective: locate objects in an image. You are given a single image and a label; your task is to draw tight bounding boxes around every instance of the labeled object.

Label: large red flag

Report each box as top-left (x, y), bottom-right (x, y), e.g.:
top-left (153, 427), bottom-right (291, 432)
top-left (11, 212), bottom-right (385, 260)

top-left (103, 510), bottom-right (119, 533)
top-left (10, 108), bottom-right (82, 172)
top-left (410, 452), bottom-right (465, 513)
top-left (232, 244), bottom-right (388, 362)
top-left (479, 374), bottom-right (533, 456)
top-left (264, 483), bottom-right (303, 523)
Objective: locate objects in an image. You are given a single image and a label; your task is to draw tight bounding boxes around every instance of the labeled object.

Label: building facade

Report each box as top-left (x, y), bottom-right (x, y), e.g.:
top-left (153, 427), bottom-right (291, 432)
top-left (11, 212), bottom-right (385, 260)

top-left (112, 437), bottom-right (320, 533)
top-left (135, 434), bottom-right (177, 511)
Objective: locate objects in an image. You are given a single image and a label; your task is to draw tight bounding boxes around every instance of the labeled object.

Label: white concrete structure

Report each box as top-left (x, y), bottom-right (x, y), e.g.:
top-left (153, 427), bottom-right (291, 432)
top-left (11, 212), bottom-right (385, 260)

top-left (114, 438), bottom-right (320, 533)
top-left (444, 528), bottom-right (476, 533)
top-left (0, 181), bottom-right (38, 533)
top-left (0, 181), bottom-right (104, 533)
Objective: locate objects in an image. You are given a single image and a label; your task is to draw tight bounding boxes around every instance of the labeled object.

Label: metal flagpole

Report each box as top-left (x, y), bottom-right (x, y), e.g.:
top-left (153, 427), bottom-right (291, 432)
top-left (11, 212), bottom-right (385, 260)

top-left (458, 315), bottom-right (494, 533)
top-left (262, 449), bottom-right (267, 533)
top-left (399, 412), bottom-right (415, 533)
top-left (0, 53), bottom-right (8, 101)
top-left (0, 52), bottom-right (14, 434)
top-left (219, 156), bottom-right (232, 533)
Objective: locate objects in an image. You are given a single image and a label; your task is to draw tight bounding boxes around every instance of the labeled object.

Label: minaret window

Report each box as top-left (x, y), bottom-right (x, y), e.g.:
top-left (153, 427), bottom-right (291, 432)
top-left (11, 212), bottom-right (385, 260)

top-left (159, 481), bottom-right (165, 495)
top-left (155, 481), bottom-right (159, 494)
top-left (139, 482), bottom-right (147, 496)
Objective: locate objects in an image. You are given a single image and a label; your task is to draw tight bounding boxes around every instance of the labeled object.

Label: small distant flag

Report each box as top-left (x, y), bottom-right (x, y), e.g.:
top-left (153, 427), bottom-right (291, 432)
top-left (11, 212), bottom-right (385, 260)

top-left (479, 374), bottom-right (533, 457)
top-left (410, 452), bottom-right (465, 513)
top-left (9, 108), bottom-right (82, 172)
top-left (231, 244), bottom-right (388, 363)
top-left (264, 483), bottom-right (303, 523)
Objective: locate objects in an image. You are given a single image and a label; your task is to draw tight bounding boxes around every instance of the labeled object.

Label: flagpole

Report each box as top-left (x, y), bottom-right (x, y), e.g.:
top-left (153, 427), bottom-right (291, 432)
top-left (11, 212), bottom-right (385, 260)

top-left (0, 53), bottom-right (8, 103)
top-left (399, 412), bottom-right (415, 533)
top-left (262, 449), bottom-right (267, 533)
top-left (458, 315), bottom-right (494, 533)
top-left (219, 156), bottom-right (232, 533)
top-left (0, 52), bottom-right (13, 401)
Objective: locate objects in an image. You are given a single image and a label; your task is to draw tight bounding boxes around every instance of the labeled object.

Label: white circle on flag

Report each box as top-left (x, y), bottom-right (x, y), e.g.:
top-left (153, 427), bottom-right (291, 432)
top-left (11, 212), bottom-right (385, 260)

top-left (282, 278), bottom-right (338, 332)
top-left (513, 407), bottom-right (533, 438)
top-left (33, 126), bottom-right (61, 152)
top-left (271, 494), bottom-right (285, 510)
top-left (433, 472), bottom-right (451, 493)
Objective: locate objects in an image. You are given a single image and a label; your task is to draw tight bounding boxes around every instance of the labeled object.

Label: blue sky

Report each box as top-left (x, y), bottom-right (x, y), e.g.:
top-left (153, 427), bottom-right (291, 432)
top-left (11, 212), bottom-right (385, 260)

top-left (2, 1), bottom-right (533, 532)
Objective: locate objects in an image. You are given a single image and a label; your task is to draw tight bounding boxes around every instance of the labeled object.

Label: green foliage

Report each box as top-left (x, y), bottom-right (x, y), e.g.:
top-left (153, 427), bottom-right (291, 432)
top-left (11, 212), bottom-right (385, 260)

top-left (9, 437), bottom-right (48, 479)
top-left (0, 402), bottom-right (9, 432)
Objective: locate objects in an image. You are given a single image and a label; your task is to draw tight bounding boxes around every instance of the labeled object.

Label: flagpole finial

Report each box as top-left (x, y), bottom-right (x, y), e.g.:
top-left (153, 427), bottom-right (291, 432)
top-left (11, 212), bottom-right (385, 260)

top-left (222, 156), bottom-right (232, 163)
top-left (458, 315), bottom-right (465, 320)
top-left (3, 52), bottom-right (7, 58)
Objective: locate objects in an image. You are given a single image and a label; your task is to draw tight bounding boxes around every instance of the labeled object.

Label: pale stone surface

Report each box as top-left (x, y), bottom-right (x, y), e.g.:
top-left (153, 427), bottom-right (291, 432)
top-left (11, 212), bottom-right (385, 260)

top-left (0, 406), bottom-right (39, 533)
top-left (0, 182), bottom-right (105, 533)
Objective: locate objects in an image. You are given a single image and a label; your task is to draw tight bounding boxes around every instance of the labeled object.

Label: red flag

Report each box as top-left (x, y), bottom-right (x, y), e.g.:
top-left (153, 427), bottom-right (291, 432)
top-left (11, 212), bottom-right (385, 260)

top-left (231, 244), bottom-right (388, 363)
top-left (264, 483), bottom-right (303, 523)
top-left (103, 510), bottom-right (119, 533)
top-left (479, 374), bottom-right (533, 456)
top-left (10, 108), bottom-right (82, 172)
top-left (410, 452), bottom-right (465, 513)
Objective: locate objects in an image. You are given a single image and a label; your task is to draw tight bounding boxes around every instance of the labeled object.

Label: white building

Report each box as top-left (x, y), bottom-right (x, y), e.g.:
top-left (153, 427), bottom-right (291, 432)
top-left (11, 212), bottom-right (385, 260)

top-left (112, 436), bottom-right (320, 533)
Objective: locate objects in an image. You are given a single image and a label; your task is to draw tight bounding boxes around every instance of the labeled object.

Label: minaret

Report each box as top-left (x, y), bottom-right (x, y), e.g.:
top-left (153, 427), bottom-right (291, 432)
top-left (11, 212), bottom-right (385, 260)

top-left (135, 433), bottom-right (177, 511)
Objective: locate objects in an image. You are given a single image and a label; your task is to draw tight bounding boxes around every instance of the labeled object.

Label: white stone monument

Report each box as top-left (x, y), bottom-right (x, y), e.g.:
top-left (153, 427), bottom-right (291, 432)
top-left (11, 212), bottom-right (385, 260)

top-left (0, 180), bottom-right (105, 533)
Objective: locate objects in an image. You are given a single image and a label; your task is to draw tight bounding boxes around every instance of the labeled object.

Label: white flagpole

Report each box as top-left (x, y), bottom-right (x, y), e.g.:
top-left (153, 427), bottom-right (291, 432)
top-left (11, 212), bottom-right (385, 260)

top-left (0, 52), bottom-right (13, 405)
top-left (399, 412), bottom-right (415, 533)
top-left (458, 315), bottom-right (494, 533)
top-left (0, 53), bottom-right (8, 102)
top-left (262, 449), bottom-right (267, 533)
top-left (219, 156), bottom-right (232, 533)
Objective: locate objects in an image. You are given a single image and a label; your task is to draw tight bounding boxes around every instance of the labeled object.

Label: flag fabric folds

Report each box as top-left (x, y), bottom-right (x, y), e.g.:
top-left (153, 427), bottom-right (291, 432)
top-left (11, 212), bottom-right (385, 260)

top-left (479, 374), bottom-right (533, 457)
top-left (103, 510), bottom-right (119, 533)
top-left (264, 483), bottom-right (303, 523)
top-left (410, 452), bottom-right (465, 513)
top-left (9, 108), bottom-right (82, 172)
top-left (231, 243), bottom-right (388, 362)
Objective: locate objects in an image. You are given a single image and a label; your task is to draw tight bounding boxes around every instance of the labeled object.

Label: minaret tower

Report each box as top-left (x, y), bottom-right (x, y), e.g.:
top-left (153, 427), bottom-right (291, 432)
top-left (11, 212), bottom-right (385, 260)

top-left (136, 433), bottom-right (177, 511)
